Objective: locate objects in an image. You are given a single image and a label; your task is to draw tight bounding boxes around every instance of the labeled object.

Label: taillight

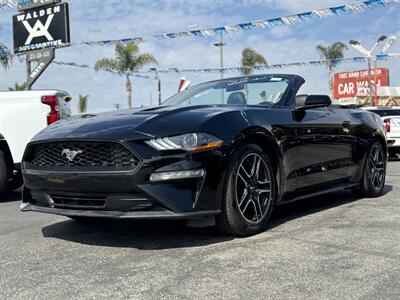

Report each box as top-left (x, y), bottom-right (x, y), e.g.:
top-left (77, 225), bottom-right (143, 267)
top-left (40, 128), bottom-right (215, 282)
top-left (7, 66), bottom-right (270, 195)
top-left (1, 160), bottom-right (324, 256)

top-left (41, 96), bottom-right (60, 125)
top-left (384, 118), bottom-right (391, 133)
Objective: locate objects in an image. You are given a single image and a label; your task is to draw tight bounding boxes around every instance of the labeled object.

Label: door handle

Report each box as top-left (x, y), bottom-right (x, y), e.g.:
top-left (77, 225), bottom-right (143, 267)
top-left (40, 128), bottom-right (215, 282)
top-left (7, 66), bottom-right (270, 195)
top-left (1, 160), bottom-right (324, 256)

top-left (342, 121), bottom-right (351, 128)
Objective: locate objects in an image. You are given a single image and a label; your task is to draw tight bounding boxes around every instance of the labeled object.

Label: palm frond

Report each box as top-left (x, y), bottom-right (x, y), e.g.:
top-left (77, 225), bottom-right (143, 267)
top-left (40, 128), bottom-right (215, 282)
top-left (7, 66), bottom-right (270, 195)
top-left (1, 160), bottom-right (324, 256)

top-left (0, 42), bottom-right (13, 70)
top-left (130, 53), bottom-right (158, 71)
top-left (240, 48), bottom-right (268, 75)
top-left (316, 42), bottom-right (348, 69)
top-left (94, 58), bottom-right (120, 72)
top-left (316, 45), bottom-right (329, 60)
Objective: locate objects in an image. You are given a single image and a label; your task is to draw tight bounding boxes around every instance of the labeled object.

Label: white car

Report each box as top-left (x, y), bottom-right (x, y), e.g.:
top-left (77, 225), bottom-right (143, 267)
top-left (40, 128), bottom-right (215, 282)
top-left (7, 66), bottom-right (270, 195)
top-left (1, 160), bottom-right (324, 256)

top-left (0, 90), bottom-right (71, 195)
top-left (361, 106), bottom-right (400, 157)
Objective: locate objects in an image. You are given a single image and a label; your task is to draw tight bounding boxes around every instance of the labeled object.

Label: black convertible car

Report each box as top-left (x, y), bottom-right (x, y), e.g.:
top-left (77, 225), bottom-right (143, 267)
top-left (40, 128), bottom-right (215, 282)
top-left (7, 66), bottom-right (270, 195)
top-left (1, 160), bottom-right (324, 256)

top-left (21, 74), bottom-right (387, 235)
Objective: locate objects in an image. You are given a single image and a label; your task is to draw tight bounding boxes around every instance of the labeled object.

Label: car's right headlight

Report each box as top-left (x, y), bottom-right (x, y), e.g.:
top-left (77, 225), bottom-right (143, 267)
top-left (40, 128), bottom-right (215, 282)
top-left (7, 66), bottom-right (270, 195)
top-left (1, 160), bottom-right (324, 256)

top-left (146, 132), bottom-right (223, 152)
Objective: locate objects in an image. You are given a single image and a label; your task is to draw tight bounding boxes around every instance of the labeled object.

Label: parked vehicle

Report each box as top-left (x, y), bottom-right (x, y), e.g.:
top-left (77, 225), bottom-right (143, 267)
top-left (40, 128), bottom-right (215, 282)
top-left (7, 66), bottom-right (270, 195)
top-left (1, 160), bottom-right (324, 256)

top-left (21, 75), bottom-right (387, 235)
top-left (360, 106), bottom-right (400, 157)
top-left (0, 90), bottom-right (71, 195)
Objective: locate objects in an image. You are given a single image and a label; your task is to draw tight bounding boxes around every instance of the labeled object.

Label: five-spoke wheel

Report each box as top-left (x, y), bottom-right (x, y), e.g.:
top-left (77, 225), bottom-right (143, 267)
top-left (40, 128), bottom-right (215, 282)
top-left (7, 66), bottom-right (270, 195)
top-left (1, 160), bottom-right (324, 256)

top-left (236, 153), bottom-right (272, 224)
top-left (217, 144), bottom-right (275, 236)
top-left (357, 141), bottom-right (386, 197)
top-left (368, 144), bottom-right (385, 191)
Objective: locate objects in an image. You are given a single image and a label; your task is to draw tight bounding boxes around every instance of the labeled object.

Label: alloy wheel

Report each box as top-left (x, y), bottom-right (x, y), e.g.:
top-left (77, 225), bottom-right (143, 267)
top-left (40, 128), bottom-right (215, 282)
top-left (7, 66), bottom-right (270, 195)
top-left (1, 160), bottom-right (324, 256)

top-left (368, 144), bottom-right (385, 190)
top-left (235, 153), bottom-right (272, 224)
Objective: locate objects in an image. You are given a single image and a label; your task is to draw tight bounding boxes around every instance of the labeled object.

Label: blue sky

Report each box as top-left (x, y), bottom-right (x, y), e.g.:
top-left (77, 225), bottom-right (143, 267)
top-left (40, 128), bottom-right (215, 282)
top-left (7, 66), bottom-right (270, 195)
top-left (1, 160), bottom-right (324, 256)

top-left (0, 0), bottom-right (399, 114)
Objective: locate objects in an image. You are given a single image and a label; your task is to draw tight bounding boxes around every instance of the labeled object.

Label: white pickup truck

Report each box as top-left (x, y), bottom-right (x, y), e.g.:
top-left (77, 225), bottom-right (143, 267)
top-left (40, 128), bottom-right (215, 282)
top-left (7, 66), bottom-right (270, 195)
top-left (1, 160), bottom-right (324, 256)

top-left (361, 106), bottom-right (400, 157)
top-left (0, 90), bottom-right (71, 195)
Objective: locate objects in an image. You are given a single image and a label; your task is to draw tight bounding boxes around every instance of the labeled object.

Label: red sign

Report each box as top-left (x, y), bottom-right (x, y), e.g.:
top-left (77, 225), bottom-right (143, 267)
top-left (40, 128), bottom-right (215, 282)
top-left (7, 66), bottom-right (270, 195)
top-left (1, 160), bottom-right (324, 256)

top-left (333, 68), bottom-right (389, 99)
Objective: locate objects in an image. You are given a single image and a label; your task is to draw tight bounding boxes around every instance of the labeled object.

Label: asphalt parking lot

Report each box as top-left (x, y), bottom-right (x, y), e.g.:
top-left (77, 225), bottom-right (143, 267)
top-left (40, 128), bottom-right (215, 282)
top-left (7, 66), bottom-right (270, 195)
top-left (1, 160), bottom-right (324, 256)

top-left (1, 162), bottom-right (400, 299)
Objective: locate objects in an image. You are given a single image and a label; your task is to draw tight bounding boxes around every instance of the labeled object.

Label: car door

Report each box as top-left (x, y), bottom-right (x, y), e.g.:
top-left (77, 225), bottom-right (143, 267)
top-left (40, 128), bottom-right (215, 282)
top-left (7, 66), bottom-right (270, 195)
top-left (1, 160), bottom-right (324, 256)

top-left (293, 107), bottom-right (356, 190)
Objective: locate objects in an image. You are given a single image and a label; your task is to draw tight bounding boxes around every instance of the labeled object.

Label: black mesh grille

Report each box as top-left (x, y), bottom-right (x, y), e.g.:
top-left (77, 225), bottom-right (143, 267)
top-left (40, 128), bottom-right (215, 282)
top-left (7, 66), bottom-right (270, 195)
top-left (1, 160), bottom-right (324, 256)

top-left (51, 194), bottom-right (107, 209)
top-left (26, 141), bottom-right (140, 171)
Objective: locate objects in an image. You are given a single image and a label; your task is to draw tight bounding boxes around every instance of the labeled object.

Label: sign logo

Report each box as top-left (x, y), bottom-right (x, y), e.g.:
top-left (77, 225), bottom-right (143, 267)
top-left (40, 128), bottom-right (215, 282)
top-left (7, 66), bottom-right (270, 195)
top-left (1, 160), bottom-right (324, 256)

top-left (23, 14), bottom-right (54, 45)
top-left (62, 149), bottom-right (83, 162)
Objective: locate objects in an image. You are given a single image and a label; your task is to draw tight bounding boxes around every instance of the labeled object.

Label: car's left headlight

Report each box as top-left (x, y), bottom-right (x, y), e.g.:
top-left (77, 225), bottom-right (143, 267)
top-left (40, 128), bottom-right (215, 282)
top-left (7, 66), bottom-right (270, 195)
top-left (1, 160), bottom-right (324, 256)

top-left (146, 133), bottom-right (223, 151)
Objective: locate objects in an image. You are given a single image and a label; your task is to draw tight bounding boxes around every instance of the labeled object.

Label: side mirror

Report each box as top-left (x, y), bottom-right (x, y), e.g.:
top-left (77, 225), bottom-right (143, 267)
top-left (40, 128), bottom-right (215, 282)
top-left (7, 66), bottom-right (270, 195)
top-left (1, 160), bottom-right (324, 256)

top-left (295, 94), bottom-right (331, 110)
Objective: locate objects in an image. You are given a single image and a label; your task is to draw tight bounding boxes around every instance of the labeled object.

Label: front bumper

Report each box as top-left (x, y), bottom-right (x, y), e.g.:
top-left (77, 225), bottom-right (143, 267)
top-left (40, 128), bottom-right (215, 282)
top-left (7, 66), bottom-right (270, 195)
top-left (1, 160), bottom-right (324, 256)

top-left (21, 140), bottom-right (228, 218)
top-left (20, 202), bottom-right (220, 219)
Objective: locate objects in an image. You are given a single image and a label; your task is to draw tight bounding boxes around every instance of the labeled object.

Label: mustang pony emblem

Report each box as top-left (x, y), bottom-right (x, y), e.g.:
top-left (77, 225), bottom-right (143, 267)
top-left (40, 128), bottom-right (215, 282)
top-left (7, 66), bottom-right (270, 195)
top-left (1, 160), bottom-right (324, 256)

top-left (61, 149), bottom-right (83, 162)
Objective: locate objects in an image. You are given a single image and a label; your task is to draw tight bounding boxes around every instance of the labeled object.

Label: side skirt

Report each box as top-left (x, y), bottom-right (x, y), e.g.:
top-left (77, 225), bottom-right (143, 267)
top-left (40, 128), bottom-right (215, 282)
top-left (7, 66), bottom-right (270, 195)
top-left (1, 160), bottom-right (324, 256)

top-left (278, 182), bottom-right (359, 206)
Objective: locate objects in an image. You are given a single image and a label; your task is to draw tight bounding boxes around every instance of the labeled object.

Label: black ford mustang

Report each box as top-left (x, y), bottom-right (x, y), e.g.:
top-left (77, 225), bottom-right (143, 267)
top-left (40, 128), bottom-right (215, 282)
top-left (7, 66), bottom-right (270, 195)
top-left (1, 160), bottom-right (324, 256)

top-left (21, 74), bottom-right (387, 235)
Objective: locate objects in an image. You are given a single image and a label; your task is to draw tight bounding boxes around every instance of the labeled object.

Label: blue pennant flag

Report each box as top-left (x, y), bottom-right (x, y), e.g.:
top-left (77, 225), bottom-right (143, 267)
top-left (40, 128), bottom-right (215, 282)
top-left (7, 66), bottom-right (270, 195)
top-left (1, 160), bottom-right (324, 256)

top-left (267, 18), bottom-right (285, 26)
top-left (238, 23), bottom-right (255, 30)
top-left (365, 0), bottom-right (385, 8)
top-left (330, 5), bottom-right (350, 15)
top-left (297, 12), bottom-right (315, 20)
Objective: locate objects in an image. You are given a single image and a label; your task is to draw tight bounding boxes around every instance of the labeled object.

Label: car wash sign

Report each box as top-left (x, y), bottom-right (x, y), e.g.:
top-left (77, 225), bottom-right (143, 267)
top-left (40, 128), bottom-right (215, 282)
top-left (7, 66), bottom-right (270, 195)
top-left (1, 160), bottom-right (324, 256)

top-left (333, 68), bottom-right (389, 99)
top-left (13, 1), bottom-right (70, 54)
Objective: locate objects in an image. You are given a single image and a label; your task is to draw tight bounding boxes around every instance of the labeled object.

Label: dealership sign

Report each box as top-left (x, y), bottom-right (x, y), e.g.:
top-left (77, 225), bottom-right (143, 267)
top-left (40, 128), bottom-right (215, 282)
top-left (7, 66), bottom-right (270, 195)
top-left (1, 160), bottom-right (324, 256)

top-left (333, 68), bottom-right (389, 99)
top-left (13, 2), bottom-right (70, 54)
top-left (17, 0), bottom-right (61, 11)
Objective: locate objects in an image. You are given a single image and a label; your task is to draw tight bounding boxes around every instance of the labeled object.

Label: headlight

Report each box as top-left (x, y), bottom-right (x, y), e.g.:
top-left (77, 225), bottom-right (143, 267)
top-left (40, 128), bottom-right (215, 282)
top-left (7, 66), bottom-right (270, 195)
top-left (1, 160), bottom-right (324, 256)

top-left (146, 133), bottom-right (223, 151)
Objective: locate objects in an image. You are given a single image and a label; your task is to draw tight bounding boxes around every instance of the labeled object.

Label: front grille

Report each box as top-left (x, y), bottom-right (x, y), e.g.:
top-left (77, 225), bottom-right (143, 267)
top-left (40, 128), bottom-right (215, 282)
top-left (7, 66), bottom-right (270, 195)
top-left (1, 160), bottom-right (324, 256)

top-left (50, 194), bottom-right (107, 209)
top-left (26, 141), bottom-right (140, 171)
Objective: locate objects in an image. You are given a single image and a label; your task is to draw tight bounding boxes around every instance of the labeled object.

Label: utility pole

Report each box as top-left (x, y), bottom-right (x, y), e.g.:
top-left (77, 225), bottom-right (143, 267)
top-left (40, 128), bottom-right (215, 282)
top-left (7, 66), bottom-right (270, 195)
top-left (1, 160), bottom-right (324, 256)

top-left (214, 33), bottom-right (226, 103)
top-left (150, 68), bottom-right (161, 106)
top-left (214, 33), bottom-right (226, 79)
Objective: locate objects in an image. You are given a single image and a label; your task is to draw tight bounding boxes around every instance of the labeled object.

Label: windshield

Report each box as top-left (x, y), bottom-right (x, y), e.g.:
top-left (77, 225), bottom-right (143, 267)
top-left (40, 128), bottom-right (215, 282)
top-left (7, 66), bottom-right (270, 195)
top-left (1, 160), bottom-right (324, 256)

top-left (163, 75), bottom-right (290, 107)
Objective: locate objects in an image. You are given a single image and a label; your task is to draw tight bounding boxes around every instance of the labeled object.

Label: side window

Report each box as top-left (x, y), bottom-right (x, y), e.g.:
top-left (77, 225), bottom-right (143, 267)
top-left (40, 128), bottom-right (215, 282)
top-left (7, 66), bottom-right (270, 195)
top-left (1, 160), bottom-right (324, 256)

top-left (246, 81), bottom-right (288, 105)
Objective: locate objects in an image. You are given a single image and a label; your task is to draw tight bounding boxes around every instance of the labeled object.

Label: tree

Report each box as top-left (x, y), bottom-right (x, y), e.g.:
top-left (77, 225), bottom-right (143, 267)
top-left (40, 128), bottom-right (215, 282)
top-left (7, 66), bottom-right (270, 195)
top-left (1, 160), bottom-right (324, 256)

top-left (240, 48), bottom-right (268, 75)
top-left (0, 33), bottom-right (12, 69)
top-left (94, 42), bottom-right (157, 108)
top-left (78, 94), bottom-right (89, 114)
top-left (316, 42), bottom-right (348, 94)
top-left (8, 82), bottom-right (27, 91)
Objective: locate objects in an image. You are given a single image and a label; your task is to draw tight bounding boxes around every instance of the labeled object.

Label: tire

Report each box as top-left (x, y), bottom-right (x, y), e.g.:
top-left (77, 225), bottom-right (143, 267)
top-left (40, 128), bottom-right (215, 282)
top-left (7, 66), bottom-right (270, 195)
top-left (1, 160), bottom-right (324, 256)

top-left (0, 150), bottom-right (10, 196)
top-left (7, 171), bottom-right (23, 191)
top-left (358, 141), bottom-right (386, 197)
top-left (217, 144), bottom-right (276, 236)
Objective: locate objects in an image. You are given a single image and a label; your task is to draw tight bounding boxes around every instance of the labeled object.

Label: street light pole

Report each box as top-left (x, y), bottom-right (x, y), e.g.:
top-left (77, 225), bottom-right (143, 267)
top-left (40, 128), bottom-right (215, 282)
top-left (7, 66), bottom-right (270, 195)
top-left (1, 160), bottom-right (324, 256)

top-left (349, 35), bottom-right (387, 106)
top-left (367, 57), bottom-right (372, 102)
top-left (150, 68), bottom-right (161, 106)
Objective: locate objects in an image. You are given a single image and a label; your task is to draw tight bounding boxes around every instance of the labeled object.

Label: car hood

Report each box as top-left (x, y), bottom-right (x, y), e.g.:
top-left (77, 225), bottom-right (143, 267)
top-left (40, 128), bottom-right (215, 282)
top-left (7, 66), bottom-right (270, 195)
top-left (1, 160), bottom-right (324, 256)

top-left (31, 105), bottom-right (244, 141)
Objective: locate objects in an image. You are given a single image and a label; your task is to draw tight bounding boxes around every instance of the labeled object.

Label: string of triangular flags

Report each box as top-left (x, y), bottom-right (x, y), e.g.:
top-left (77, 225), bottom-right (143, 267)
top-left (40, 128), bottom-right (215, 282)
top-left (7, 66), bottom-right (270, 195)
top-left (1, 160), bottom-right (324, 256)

top-left (1, 0), bottom-right (399, 49)
top-left (51, 54), bottom-right (400, 76)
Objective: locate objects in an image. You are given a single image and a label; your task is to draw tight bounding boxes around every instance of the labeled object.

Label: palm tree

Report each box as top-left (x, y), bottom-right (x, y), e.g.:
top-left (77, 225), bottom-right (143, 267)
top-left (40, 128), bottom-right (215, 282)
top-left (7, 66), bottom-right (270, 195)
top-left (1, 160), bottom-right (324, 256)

top-left (0, 25), bottom-right (12, 69)
top-left (316, 42), bottom-right (348, 94)
top-left (78, 94), bottom-right (89, 114)
top-left (95, 42), bottom-right (157, 108)
top-left (0, 24), bottom-right (12, 69)
top-left (8, 82), bottom-right (27, 91)
top-left (240, 48), bottom-right (268, 75)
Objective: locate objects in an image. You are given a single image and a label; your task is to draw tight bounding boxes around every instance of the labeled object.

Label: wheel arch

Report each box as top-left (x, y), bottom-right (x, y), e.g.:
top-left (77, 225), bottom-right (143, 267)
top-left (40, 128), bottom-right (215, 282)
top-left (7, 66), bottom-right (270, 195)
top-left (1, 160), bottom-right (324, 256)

top-left (228, 126), bottom-right (284, 199)
top-left (375, 133), bottom-right (387, 158)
